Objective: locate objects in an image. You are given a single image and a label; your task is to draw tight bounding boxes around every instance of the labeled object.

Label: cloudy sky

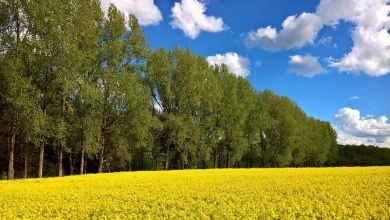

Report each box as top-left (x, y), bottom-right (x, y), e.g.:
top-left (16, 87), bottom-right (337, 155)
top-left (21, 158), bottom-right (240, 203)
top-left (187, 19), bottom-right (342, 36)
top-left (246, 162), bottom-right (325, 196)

top-left (101, 0), bottom-right (390, 147)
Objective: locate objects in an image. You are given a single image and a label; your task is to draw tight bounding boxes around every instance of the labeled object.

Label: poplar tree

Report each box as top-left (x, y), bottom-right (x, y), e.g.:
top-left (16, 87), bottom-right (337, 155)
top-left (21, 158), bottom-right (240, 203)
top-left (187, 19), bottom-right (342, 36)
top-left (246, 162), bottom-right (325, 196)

top-left (97, 5), bottom-right (154, 172)
top-left (66, 0), bottom-right (103, 175)
top-left (0, 0), bottom-right (43, 179)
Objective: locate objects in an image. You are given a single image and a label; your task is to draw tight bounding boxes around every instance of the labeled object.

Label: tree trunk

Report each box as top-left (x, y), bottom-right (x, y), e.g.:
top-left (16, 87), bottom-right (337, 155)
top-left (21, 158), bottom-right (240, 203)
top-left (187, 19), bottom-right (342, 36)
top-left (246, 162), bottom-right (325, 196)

top-left (128, 163), bottom-right (132, 171)
top-left (38, 141), bottom-right (44, 178)
top-left (218, 151), bottom-right (222, 168)
top-left (23, 143), bottom-right (28, 178)
top-left (164, 157), bottom-right (169, 170)
top-left (140, 152), bottom-right (144, 169)
top-left (106, 158), bottom-right (111, 172)
top-left (57, 144), bottom-right (63, 177)
top-left (57, 97), bottom-right (65, 177)
top-left (84, 159), bottom-right (87, 174)
top-left (99, 109), bottom-right (108, 173)
top-left (7, 130), bottom-right (16, 180)
top-left (128, 153), bottom-right (132, 171)
top-left (213, 150), bottom-right (218, 168)
top-left (178, 154), bottom-right (182, 170)
top-left (127, 144), bottom-right (132, 171)
top-left (79, 148), bottom-right (85, 175)
top-left (98, 144), bottom-right (105, 173)
top-left (38, 108), bottom-right (46, 178)
top-left (165, 143), bottom-right (170, 170)
top-left (226, 152), bottom-right (231, 168)
top-left (182, 155), bottom-right (185, 169)
top-left (69, 154), bottom-right (74, 175)
top-left (250, 153), bottom-right (253, 168)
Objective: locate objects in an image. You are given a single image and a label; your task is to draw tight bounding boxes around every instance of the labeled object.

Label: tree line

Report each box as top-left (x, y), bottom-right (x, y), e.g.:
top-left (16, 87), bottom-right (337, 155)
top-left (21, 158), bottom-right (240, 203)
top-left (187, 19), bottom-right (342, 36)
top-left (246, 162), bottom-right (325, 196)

top-left (334, 145), bottom-right (390, 166)
top-left (0, 0), bottom-right (339, 180)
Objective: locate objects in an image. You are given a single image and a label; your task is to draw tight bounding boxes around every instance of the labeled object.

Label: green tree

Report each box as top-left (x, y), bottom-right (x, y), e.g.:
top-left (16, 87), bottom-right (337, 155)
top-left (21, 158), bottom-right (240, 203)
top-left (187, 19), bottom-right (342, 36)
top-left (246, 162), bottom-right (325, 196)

top-left (257, 91), bottom-right (294, 167)
top-left (65, 0), bottom-right (103, 175)
top-left (212, 65), bottom-right (252, 168)
top-left (0, 0), bottom-right (43, 179)
top-left (22, 0), bottom-right (76, 177)
top-left (147, 47), bottom-right (224, 169)
top-left (243, 92), bottom-right (263, 167)
top-left (97, 5), bottom-right (153, 172)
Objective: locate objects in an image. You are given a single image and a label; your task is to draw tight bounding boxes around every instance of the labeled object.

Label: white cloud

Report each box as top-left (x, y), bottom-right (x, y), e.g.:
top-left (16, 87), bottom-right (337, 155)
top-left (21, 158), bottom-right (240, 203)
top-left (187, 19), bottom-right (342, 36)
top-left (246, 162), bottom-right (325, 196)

top-left (245, 13), bottom-right (323, 51)
top-left (170, 0), bottom-right (227, 39)
top-left (206, 52), bottom-right (250, 77)
top-left (328, 27), bottom-right (390, 76)
top-left (316, 0), bottom-right (390, 29)
top-left (245, 0), bottom-right (390, 76)
top-left (317, 0), bottom-right (390, 76)
top-left (288, 54), bottom-right (326, 77)
top-left (349, 96), bottom-right (359, 100)
top-left (334, 107), bottom-right (390, 147)
top-left (335, 129), bottom-right (379, 146)
top-left (100, 0), bottom-right (162, 26)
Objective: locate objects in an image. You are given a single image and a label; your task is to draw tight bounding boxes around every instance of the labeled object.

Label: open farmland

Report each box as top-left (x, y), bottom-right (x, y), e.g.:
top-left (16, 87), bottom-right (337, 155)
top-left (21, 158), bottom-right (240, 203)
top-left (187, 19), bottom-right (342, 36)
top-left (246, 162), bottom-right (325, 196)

top-left (0, 167), bottom-right (389, 219)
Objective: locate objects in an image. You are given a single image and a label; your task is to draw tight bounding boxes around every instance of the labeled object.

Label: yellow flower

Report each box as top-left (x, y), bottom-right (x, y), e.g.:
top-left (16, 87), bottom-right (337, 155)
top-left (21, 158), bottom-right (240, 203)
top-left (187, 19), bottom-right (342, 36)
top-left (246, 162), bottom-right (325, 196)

top-left (0, 167), bottom-right (389, 219)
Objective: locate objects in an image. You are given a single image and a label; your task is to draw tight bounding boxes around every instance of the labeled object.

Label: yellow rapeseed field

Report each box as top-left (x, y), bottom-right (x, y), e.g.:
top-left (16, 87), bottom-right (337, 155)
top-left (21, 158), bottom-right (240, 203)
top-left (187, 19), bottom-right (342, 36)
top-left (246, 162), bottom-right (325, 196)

top-left (0, 167), bottom-right (389, 219)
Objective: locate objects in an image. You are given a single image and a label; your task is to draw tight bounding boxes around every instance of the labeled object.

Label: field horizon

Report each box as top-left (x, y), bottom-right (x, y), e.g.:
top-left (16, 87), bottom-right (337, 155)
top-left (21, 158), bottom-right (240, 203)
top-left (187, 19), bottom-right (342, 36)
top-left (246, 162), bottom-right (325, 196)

top-left (2, 166), bottom-right (390, 181)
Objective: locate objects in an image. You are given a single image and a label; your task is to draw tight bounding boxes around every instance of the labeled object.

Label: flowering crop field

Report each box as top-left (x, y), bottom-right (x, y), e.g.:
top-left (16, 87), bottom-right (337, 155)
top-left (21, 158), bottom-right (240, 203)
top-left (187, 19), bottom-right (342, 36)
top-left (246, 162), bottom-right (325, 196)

top-left (0, 167), bottom-right (389, 219)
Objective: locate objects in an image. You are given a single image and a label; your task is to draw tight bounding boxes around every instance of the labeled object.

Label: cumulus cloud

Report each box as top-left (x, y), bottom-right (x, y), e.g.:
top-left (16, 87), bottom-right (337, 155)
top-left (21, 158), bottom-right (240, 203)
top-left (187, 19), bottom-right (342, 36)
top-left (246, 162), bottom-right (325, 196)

top-left (334, 107), bottom-right (390, 147)
top-left (206, 52), bottom-right (250, 77)
top-left (336, 129), bottom-right (380, 146)
top-left (318, 0), bottom-right (390, 76)
top-left (100, 0), bottom-right (162, 26)
top-left (328, 27), bottom-right (390, 76)
top-left (246, 0), bottom-right (390, 76)
top-left (316, 0), bottom-right (390, 29)
top-left (245, 13), bottom-right (323, 51)
top-left (170, 0), bottom-right (227, 39)
top-left (288, 54), bottom-right (326, 77)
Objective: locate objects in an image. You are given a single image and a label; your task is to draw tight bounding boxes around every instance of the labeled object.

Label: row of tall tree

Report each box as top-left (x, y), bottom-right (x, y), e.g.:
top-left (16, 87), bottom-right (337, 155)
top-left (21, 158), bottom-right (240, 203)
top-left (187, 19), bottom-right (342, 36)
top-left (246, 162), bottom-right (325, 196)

top-left (0, 0), bottom-right (338, 180)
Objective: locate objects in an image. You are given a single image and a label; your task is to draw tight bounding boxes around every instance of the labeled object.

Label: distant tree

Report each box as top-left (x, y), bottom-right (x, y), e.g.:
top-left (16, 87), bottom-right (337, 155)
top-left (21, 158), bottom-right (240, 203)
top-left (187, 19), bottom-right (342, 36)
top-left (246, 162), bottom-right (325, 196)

top-left (335, 145), bottom-right (390, 166)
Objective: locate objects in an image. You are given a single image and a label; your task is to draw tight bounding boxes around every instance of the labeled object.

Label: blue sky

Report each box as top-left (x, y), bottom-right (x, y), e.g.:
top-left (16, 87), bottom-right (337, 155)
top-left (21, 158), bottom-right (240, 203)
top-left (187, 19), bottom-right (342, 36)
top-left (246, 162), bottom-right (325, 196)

top-left (102, 0), bottom-right (390, 147)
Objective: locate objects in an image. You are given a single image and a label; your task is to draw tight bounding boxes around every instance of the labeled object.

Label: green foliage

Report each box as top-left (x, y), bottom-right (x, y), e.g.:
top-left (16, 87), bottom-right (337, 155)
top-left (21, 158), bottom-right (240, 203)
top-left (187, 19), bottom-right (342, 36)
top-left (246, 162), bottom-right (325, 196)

top-left (335, 145), bottom-right (390, 166)
top-left (0, 171), bottom-right (6, 180)
top-left (1, 1), bottom-right (373, 179)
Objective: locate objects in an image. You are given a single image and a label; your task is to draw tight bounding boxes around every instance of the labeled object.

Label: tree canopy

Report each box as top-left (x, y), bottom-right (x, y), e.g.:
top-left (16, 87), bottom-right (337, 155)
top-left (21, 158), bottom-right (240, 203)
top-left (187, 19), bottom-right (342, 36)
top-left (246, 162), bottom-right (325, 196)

top-left (0, 1), bottom-right (367, 180)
